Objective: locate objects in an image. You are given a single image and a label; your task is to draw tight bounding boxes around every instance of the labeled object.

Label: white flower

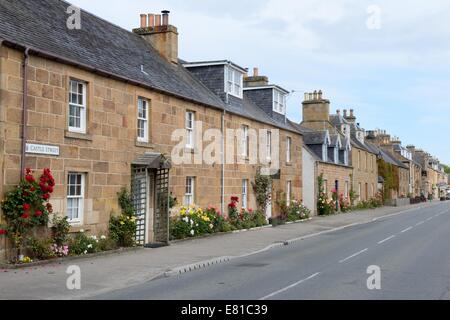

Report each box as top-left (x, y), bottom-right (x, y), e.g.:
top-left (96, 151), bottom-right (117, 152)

top-left (209, 224), bottom-right (214, 229)
top-left (190, 220), bottom-right (194, 226)
top-left (183, 217), bottom-right (189, 223)
top-left (83, 250), bottom-right (88, 255)
top-left (87, 244), bottom-right (93, 249)
top-left (91, 235), bottom-right (97, 240)
top-left (100, 235), bottom-right (107, 240)
top-left (80, 229), bottom-right (85, 233)
top-left (190, 230), bottom-right (195, 236)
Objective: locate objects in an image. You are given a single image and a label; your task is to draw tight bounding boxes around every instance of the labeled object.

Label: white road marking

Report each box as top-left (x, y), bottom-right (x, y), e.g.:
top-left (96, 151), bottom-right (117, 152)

top-left (378, 235), bottom-right (396, 245)
top-left (416, 221), bottom-right (425, 226)
top-left (401, 227), bottom-right (413, 233)
top-left (259, 272), bottom-right (320, 300)
top-left (426, 217), bottom-right (433, 222)
top-left (339, 249), bottom-right (369, 264)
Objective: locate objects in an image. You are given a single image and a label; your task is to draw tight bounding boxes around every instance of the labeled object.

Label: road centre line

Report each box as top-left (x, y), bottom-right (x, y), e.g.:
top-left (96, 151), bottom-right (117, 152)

top-left (339, 248), bottom-right (369, 264)
top-left (401, 227), bottom-right (413, 233)
top-left (259, 272), bottom-right (321, 300)
top-left (378, 235), bottom-right (396, 245)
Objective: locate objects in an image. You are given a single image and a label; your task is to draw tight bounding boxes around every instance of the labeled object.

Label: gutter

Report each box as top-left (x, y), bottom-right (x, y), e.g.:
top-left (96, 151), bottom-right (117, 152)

top-left (20, 47), bottom-right (30, 179)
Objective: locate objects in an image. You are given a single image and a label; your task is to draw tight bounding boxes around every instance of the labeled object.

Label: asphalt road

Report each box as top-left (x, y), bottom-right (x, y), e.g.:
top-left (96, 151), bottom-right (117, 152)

top-left (94, 202), bottom-right (450, 300)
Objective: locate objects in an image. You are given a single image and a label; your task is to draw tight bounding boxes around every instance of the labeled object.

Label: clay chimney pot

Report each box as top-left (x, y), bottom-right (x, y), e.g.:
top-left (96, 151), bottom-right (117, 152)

top-left (140, 14), bottom-right (147, 28)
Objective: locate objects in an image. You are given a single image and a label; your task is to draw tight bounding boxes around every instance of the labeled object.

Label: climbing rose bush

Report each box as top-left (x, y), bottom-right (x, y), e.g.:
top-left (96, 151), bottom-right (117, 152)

top-left (0, 168), bottom-right (55, 250)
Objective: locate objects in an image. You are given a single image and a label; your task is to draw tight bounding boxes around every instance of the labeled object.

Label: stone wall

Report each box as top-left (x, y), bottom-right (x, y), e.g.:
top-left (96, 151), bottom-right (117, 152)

top-left (351, 146), bottom-right (378, 202)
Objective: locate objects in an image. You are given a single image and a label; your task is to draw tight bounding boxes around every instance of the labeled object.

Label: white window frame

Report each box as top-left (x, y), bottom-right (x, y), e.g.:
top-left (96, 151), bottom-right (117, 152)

top-left (184, 177), bottom-right (195, 206)
top-left (241, 125), bottom-right (249, 158)
top-left (137, 97), bottom-right (149, 143)
top-left (68, 79), bottom-right (87, 134)
top-left (322, 144), bottom-right (328, 162)
top-left (344, 149), bottom-right (349, 166)
top-left (186, 111), bottom-right (195, 149)
top-left (273, 90), bottom-right (286, 115)
top-left (286, 181), bottom-right (292, 204)
top-left (242, 179), bottom-right (248, 209)
top-left (267, 131), bottom-right (272, 161)
top-left (334, 147), bottom-right (339, 164)
top-left (286, 137), bottom-right (292, 163)
top-left (67, 173), bottom-right (85, 225)
top-left (225, 66), bottom-right (243, 99)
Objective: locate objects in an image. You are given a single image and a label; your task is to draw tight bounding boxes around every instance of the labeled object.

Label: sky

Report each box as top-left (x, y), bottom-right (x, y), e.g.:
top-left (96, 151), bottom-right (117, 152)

top-left (69, 0), bottom-right (450, 164)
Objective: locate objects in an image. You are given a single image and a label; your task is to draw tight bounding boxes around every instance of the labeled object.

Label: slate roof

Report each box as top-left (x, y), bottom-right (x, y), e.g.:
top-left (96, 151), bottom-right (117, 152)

top-left (367, 143), bottom-right (408, 169)
top-left (0, 0), bottom-right (305, 135)
top-left (0, 0), bottom-right (227, 110)
top-left (302, 131), bottom-right (329, 145)
top-left (329, 114), bottom-right (349, 126)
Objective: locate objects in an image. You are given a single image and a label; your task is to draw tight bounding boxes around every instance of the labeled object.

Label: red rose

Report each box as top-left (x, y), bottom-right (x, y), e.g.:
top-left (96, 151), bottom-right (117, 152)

top-left (47, 186), bottom-right (54, 193)
top-left (25, 175), bottom-right (35, 183)
top-left (34, 210), bottom-right (43, 217)
top-left (231, 197), bottom-right (239, 202)
top-left (42, 193), bottom-right (50, 200)
top-left (30, 187), bottom-right (36, 192)
top-left (21, 213), bottom-right (29, 219)
top-left (26, 168), bottom-right (32, 175)
top-left (23, 203), bottom-right (31, 211)
top-left (46, 203), bottom-right (53, 213)
top-left (0, 229), bottom-right (7, 235)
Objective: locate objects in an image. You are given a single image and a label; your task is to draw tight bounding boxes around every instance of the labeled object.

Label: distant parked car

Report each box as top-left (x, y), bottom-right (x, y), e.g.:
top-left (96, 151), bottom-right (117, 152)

top-left (446, 192), bottom-right (450, 200)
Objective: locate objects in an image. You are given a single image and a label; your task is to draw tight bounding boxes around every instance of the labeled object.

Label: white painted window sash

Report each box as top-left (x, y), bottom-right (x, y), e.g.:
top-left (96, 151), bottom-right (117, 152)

top-left (68, 80), bottom-right (87, 134)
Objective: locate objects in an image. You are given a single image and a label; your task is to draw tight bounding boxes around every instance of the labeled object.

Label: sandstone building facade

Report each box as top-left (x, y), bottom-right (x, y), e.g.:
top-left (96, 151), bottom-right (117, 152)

top-left (0, 1), bottom-right (303, 260)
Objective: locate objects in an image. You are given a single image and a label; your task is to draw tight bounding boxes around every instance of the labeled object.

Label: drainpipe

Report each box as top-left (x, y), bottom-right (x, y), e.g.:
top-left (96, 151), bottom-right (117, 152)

top-left (20, 48), bottom-right (30, 179)
top-left (221, 109), bottom-right (226, 215)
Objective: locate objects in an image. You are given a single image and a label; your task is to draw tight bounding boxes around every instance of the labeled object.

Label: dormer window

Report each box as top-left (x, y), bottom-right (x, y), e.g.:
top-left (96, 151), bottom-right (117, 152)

top-left (273, 90), bottom-right (286, 114)
top-left (225, 66), bottom-right (243, 98)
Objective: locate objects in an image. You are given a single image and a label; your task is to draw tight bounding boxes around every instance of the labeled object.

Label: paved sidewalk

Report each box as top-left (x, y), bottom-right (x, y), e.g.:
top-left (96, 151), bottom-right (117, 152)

top-left (0, 201), bottom-right (441, 300)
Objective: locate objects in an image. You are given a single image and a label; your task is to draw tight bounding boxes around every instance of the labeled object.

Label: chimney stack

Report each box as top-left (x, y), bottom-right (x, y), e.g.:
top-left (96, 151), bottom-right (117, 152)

top-left (343, 109), bottom-right (348, 117)
top-left (345, 108), bottom-right (356, 123)
top-left (301, 90), bottom-right (330, 127)
top-left (336, 109), bottom-right (341, 116)
top-left (133, 11), bottom-right (179, 65)
top-left (243, 67), bottom-right (269, 87)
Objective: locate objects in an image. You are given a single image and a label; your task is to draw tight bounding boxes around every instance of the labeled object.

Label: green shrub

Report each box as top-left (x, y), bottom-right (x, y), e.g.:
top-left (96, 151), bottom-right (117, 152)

top-left (51, 215), bottom-right (70, 246)
top-left (286, 200), bottom-right (311, 222)
top-left (109, 214), bottom-right (137, 247)
top-left (109, 188), bottom-right (137, 247)
top-left (68, 232), bottom-right (98, 255)
top-left (26, 237), bottom-right (55, 260)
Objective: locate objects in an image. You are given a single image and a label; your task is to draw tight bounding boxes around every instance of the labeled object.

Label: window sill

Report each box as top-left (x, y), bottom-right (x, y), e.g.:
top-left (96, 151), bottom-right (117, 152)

top-left (286, 162), bottom-right (293, 167)
top-left (136, 141), bottom-right (155, 149)
top-left (65, 131), bottom-right (93, 141)
top-left (185, 148), bottom-right (195, 154)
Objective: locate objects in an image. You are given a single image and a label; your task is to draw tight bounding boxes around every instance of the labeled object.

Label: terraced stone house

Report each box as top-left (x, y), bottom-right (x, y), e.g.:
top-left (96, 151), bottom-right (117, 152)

top-left (0, 0), bottom-right (303, 260)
